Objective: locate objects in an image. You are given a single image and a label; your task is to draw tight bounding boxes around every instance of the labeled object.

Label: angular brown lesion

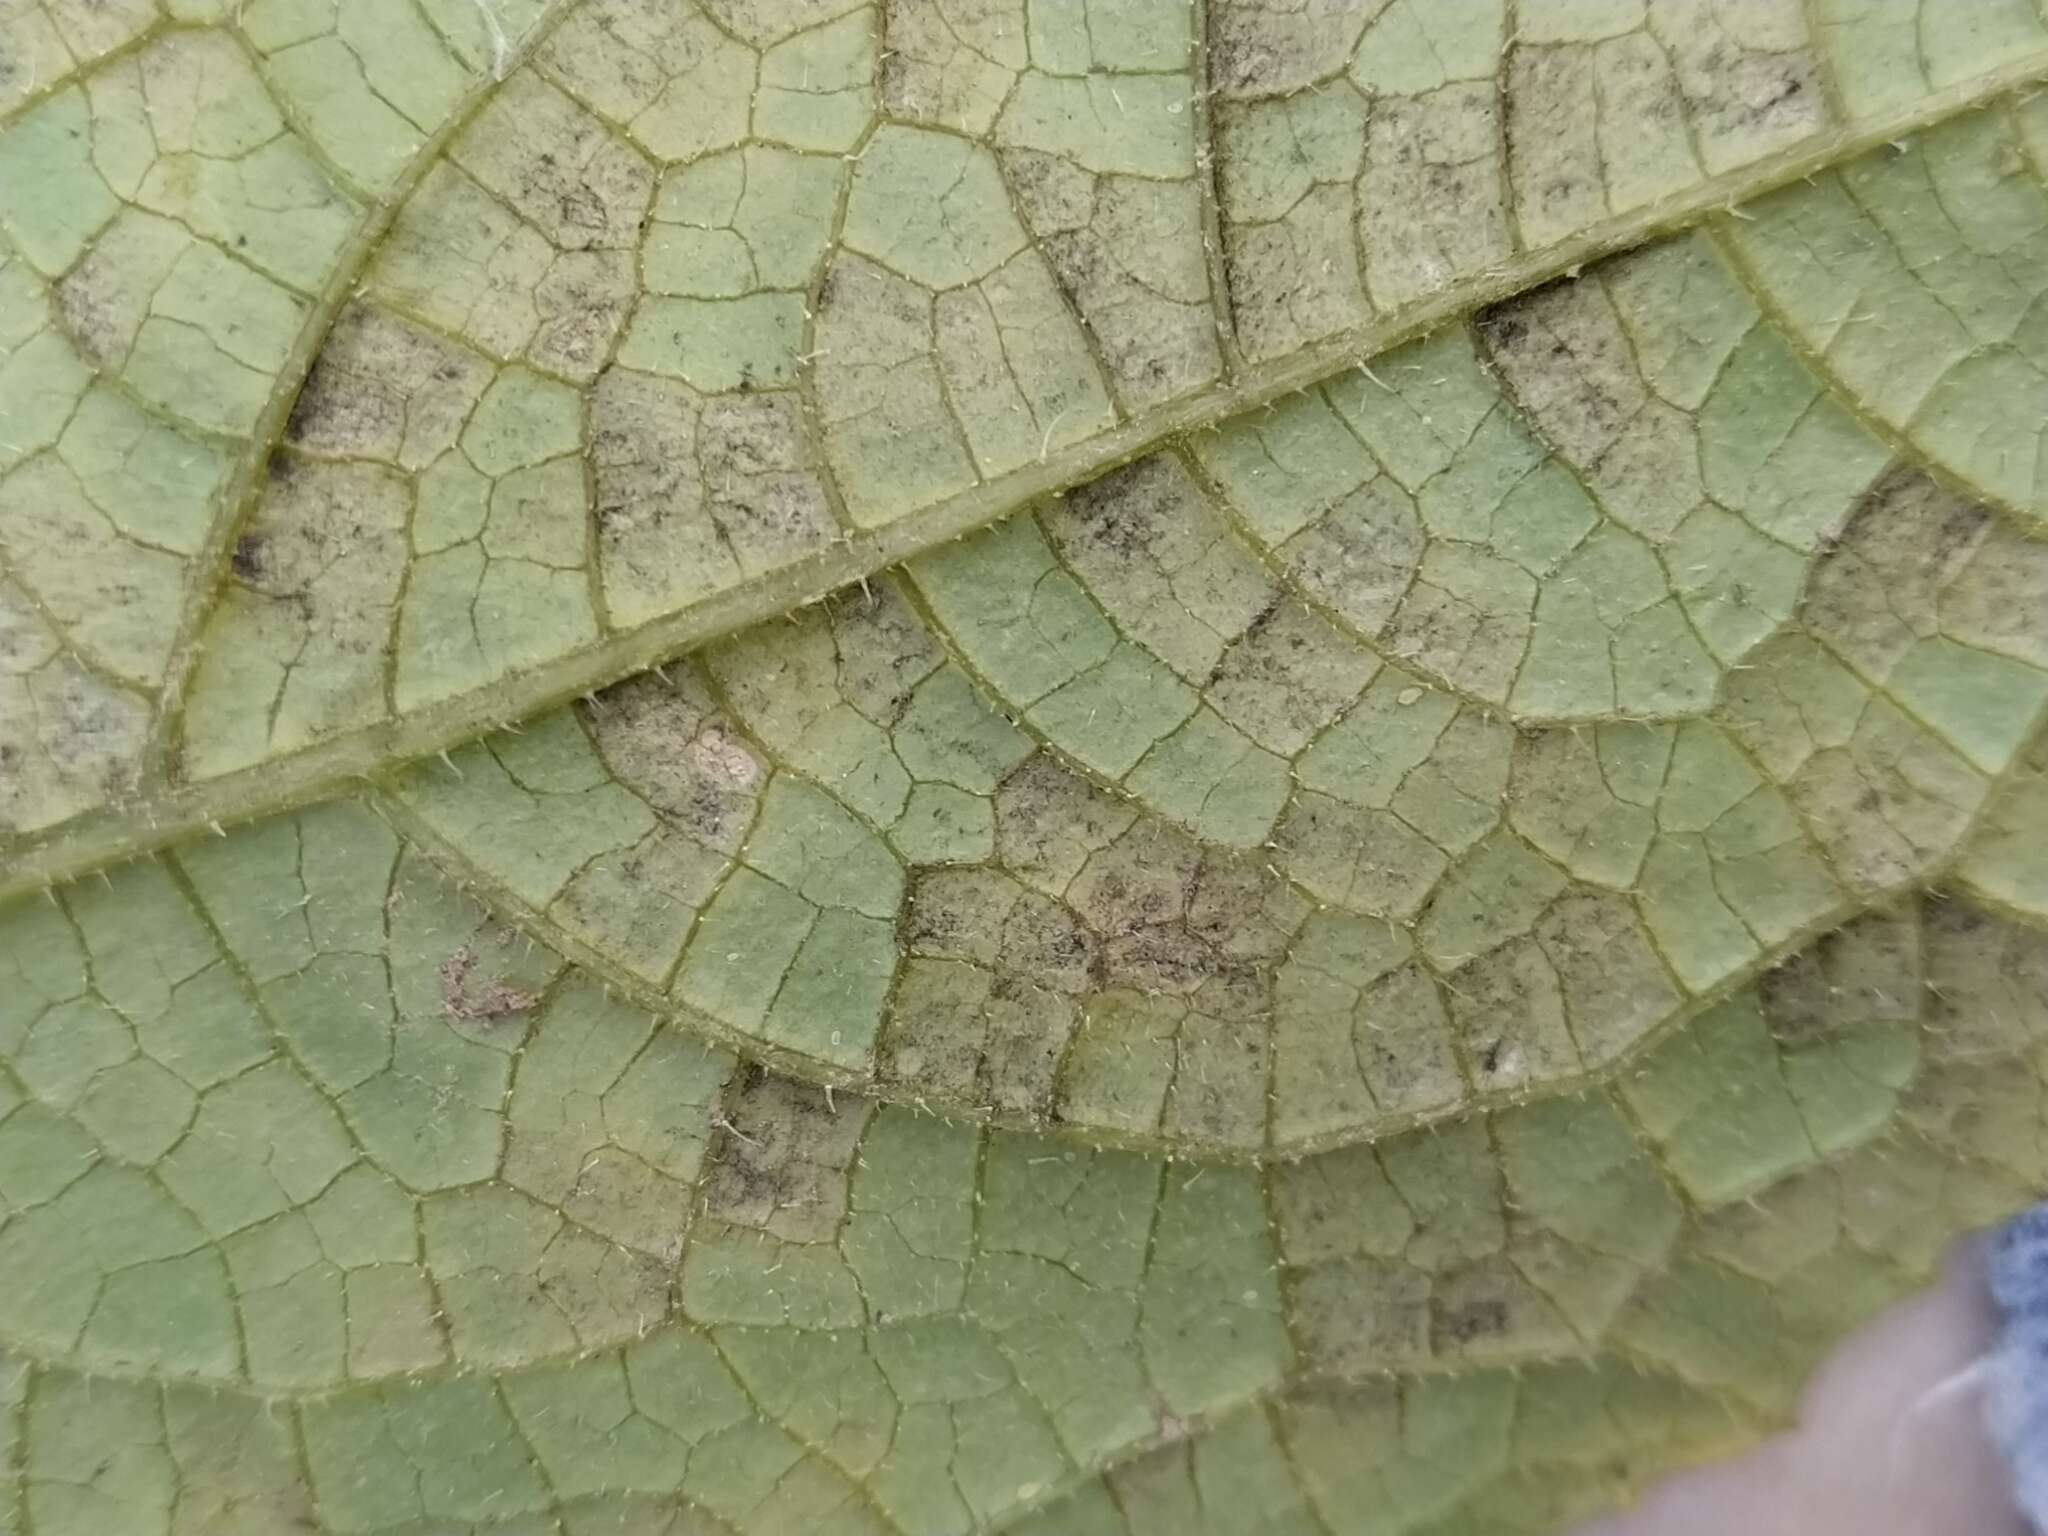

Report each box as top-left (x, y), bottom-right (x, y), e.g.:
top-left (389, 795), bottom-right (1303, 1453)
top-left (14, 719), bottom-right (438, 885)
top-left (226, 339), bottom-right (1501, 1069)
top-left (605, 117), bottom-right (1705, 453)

top-left (700, 1068), bottom-right (871, 1244)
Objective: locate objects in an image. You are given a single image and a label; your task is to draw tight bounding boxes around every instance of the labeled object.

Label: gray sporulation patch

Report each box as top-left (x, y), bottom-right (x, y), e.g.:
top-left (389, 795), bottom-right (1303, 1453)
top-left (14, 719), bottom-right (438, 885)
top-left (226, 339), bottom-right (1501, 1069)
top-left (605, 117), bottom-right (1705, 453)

top-left (1003, 150), bottom-right (1224, 410)
top-left (1758, 901), bottom-right (1921, 1047)
top-left (1803, 466), bottom-right (1993, 680)
top-left (823, 578), bottom-right (946, 724)
top-left (1361, 85), bottom-right (1513, 310)
top-left (1278, 479), bottom-right (1426, 637)
top-left (52, 210), bottom-right (186, 372)
top-left (907, 867), bottom-right (1097, 994)
top-left (287, 303), bottom-right (493, 471)
top-left (450, 72), bottom-right (655, 252)
top-left (1478, 275), bottom-right (1647, 468)
top-left (1205, 0), bottom-right (1366, 99)
top-left (700, 1069), bottom-right (871, 1243)
top-left (579, 662), bottom-right (764, 852)
top-left (1206, 598), bottom-right (1377, 756)
top-left (588, 366), bottom-right (837, 625)
top-left (995, 751), bottom-right (1140, 894)
top-left (879, 957), bottom-right (1080, 1115)
top-left (437, 942), bottom-right (542, 1020)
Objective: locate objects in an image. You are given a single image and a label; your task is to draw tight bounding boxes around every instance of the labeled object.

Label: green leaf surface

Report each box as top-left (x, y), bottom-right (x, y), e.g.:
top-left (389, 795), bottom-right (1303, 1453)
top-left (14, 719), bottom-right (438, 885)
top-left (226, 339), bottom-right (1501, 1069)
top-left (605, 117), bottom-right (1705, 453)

top-left (1, 1), bottom-right (2047, 1531)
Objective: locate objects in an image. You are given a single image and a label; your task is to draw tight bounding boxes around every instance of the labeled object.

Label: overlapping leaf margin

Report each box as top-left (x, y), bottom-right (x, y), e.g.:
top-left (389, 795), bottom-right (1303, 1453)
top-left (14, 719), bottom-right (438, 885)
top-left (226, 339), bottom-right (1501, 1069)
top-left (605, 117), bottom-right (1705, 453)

top-left (0, 811), bottom-right (2035, 1533)
top-left (6, 44), bottom-right (2048, 901)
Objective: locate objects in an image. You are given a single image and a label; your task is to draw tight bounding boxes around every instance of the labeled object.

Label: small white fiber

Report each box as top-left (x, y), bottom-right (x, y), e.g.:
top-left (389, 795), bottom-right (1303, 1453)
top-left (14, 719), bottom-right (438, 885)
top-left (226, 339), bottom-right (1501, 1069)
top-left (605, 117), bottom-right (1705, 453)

top-left (1987, 1207), bottom-right (2048, 1534)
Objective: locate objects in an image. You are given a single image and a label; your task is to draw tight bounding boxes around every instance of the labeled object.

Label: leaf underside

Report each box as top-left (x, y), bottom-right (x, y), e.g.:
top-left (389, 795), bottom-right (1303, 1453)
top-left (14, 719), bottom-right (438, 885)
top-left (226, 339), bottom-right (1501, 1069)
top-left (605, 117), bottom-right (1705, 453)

top-left (2, 1), bottom-right (2048, 1532)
